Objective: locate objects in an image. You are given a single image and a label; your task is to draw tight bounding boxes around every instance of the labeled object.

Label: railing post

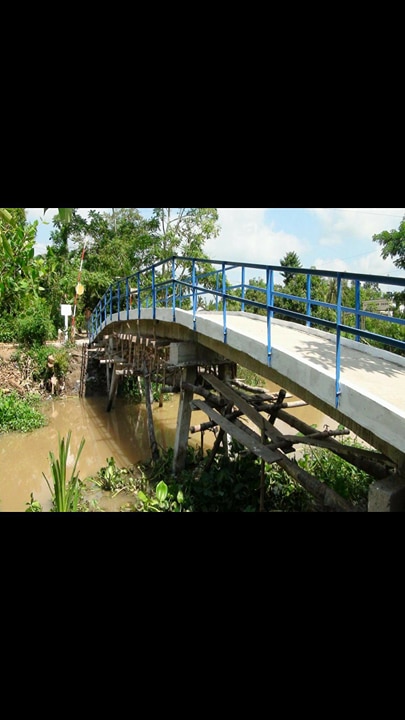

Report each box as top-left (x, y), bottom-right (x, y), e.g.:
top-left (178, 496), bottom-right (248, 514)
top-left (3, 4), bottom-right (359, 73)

top-left (192, 259), bottom-right (197, 331)
top-left (241, 265), bottom-right (246, 312)
top-left (152, 265), bottom-right (156, 320)
top-left (172, 257), bottom-right (176, 322)
top-left (306, 274), bottom-right (312, 327)
top-left (222, 263), bottom-right (227, 343)
top-left (137, 272), bottom-right (141, 318)
top-left (335, 274), bottom-right (342, 407)
top-left (125, 278), bottom-right (130, 319)
top-left (355, 280), bottom-right (361, 342)
top-left (266, 268), bottom-right (274, 366)
top-left (117, 281), bottom-right (121, 321)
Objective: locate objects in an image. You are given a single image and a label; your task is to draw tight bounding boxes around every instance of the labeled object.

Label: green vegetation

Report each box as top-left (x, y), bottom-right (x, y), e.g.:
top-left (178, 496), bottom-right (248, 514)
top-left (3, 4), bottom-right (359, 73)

top-left (131, 436), bottom-right (373, 512)
top-left (25, 430), bottom-right (374, 513)
top-left (0, 391), bottom-right (46, 433)
top-left (42, 431), bottom-right (85, 513)
top-left (14, 298), bottom-right (55, 346)
top-left (0, 208), bottom-right (221, 344)
top-left (91, 456), bottom-right (144, 496)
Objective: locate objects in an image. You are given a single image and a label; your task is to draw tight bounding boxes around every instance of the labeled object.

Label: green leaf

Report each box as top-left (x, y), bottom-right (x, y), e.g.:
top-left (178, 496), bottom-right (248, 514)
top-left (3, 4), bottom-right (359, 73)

top-left (58, 208), bottom-right (73, 224)
top-left (0, 208), bottom-right (12, 222)
top-left (156, 480), bottom-right (168, 503)
top-left (43, 208), bottom-right (74, 224)
top-left (1, 235), bottom-right (13, 258)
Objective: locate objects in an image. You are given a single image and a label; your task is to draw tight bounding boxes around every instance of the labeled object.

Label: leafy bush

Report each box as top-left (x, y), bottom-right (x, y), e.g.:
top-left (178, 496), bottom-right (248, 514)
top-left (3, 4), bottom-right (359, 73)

top-left (92, 456), bottom-right (144, 495)
top-left (0, 390), bottom-right (47, 433)
top-left (298, 440), bottom-right (373, 506)
top-left (0, 316), bottom-right (16, 343)
top-left (15, 299), bottom-right (56, 346)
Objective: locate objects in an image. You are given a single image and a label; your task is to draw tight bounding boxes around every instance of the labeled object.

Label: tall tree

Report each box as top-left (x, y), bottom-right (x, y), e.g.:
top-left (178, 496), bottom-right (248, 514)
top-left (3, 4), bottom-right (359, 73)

top-left (280, 251), bottom-right (302, 285)
top-left (373, 215), bottom-right (405, 270)
top-left (151, 208), bottom-right (220, 276)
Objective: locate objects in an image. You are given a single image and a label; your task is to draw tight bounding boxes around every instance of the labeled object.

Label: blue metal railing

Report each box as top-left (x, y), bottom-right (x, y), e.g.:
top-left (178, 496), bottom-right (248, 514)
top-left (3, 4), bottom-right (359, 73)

top-left (88, 256), bottom-right (405, 408)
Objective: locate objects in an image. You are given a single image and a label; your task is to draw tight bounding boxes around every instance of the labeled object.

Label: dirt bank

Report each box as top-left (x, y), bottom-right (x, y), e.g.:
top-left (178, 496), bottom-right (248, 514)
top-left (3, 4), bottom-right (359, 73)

top-left (0, 341), bottom-right (85, 397)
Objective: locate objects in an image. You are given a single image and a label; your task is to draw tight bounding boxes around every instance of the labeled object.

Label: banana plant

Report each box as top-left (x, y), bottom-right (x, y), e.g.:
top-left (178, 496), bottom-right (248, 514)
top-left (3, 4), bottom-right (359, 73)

top-left (1, 208), bottom-right (74, 224)
top-left (44, 208), bottom-right (74, 223)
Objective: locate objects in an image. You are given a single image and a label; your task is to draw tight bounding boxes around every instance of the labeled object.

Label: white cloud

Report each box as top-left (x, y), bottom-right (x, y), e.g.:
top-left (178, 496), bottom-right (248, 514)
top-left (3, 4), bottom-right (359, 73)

top-left (310, 207), bottom-right (405, 241)
top-left (208, 208), bottom-right (306, 266)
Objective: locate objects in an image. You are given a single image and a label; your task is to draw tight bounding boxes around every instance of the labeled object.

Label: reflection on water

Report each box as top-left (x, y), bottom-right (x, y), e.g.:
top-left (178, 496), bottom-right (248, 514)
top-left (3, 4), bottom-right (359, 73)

top-left (0, 382), bottom-right (334, 512)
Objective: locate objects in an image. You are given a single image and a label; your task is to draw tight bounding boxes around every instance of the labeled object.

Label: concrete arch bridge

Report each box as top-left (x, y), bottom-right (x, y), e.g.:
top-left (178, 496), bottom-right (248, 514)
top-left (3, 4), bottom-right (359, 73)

top-left (83, 256), bottom-right (405, 512)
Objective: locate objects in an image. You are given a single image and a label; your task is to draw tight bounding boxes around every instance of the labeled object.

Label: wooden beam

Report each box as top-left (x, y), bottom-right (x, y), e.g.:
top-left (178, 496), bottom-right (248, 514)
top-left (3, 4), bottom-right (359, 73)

top-left (276, 408), bottom-right (395, 479)
top-left (199, 375), bottom-right (356, 512)
top-left (204, 373), bottom-right (287, 449)
top-left (192, 400), bottom-right (283, 465)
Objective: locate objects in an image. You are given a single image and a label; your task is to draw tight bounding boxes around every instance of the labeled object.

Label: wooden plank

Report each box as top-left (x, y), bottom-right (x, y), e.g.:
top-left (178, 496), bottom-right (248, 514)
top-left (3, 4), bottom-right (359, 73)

top-left (192, 399), bottom-right (283, 465)
top-left (204, 373), bottom-right (288, 450)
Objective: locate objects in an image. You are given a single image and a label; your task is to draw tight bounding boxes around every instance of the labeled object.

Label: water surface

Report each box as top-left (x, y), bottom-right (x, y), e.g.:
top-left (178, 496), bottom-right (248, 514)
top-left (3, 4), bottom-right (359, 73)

top-left (0, 383), bottom-right (334, 512)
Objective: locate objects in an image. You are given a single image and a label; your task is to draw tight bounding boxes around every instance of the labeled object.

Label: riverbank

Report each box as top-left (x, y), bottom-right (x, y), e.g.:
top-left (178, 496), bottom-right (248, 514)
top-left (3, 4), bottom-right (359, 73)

top-left (0, 339), bottom-right (87, 397)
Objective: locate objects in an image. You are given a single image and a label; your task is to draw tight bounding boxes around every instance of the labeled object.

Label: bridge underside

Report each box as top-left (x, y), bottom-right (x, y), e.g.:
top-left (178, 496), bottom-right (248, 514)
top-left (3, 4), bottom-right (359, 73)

top-left (94, 314), bottom-right (405, 476)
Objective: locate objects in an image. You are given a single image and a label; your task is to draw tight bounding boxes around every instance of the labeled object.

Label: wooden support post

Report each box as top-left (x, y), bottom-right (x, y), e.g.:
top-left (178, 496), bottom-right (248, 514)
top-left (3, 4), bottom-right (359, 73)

top-left (144, 362), bottom-right (159, 462)
top-left (205, 428), bottom-right (226, 471)
top-left (106, 364), bottom-right (119, 412)
top-left (269, 389), bottom-right (287, 425)
top-left (260, 422), bottom-right (266, 512)
top-left (173, 365), bottom-right (197, 475)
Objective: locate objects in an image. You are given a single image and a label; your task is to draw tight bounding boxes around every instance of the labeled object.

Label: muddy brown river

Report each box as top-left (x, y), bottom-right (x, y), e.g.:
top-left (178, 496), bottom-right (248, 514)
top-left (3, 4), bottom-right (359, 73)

top-left (0, 382), bottom-right (334, 512)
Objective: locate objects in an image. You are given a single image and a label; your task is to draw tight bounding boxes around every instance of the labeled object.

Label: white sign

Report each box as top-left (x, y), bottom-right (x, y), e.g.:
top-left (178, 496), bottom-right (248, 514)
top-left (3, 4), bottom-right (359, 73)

top-left (61, 304), bottom-right (72, 317)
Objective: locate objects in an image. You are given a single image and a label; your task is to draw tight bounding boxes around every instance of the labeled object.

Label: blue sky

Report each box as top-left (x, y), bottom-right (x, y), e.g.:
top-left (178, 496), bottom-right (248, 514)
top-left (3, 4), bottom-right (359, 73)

top-left (26, 207), bottom-right (405, 280)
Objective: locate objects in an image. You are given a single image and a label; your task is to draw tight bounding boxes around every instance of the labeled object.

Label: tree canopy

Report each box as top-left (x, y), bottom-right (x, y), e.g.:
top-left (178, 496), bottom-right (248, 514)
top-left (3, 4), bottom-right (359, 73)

top-left (0, 207), bottom-right (220, 339)
top-left (373, 215), bottom-right (405, 270)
